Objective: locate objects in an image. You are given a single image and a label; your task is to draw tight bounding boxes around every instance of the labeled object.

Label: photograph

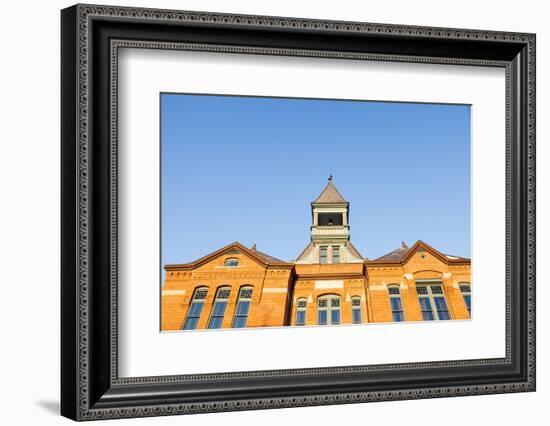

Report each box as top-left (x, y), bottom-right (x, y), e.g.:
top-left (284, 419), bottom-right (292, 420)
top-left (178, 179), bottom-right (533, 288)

top-left (57, 3), bottom-right (536, 421)
top-left (160, 94), bottom-right (472, 331)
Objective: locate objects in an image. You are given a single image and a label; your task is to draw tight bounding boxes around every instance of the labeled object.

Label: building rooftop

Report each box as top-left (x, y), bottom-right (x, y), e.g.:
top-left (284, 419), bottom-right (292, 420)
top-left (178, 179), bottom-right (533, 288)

top-left (373, 242), bottom-right (410, 261)
top-left (251, 246), bottom-right (287, 264)
top-left (372, 240), bottom-right (469, 263)
top-left (313, 177), bottom-right (348, 204)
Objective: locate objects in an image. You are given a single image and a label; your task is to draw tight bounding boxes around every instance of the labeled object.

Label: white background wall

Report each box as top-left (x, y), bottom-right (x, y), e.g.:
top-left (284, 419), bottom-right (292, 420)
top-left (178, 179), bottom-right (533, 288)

top-left (0, 0), bottom-right (546, 424)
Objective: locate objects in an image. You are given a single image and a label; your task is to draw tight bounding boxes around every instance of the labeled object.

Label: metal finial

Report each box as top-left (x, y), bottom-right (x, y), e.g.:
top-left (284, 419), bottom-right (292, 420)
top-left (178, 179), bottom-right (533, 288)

top-left (328, 174), bottom-right (333, 181)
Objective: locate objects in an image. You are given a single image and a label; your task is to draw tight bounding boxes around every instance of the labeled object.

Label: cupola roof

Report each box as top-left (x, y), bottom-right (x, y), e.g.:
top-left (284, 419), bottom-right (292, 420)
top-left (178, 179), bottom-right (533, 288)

top-left (313, 176), bottom-right (347, 204)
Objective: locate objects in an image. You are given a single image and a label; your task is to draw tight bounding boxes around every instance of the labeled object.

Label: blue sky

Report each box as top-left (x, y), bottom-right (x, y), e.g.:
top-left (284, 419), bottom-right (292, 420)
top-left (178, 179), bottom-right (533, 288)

top-left (161, 93), bottom-right (471, 266)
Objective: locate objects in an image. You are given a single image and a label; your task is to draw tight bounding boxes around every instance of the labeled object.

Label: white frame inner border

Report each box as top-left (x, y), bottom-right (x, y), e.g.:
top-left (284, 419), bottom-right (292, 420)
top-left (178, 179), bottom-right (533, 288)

top-left (118, 48), bottom-right (506, 378)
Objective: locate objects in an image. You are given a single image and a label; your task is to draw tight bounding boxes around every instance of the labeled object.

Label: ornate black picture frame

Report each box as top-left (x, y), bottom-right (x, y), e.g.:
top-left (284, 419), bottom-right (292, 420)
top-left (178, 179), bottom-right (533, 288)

top-left (61, 4), bottom-right (536, 421)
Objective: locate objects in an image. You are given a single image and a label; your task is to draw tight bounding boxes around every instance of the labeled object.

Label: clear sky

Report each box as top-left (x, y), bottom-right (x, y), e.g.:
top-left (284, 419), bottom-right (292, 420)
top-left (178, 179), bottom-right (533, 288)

top-left (161, 93), bottom-right (471, 267)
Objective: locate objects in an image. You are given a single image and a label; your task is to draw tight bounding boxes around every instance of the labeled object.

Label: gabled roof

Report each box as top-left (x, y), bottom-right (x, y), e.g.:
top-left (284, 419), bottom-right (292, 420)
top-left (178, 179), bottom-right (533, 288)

top-left (295, 241), bottom-right (364, 263)
top-left (372, 242), bottom-right (410, 262)
top-left (313, 180), bottom-right (347, 204)
top-left (367, 240), bottom-right (470, 265)
top-left (164, 241), bottom-right (293, 271)
top-left (347, 241), bottom-right (364, 260)
top-left (295, 241), bottom-right (313, 262)
top-left (253, 248), bottom-right (286, 264)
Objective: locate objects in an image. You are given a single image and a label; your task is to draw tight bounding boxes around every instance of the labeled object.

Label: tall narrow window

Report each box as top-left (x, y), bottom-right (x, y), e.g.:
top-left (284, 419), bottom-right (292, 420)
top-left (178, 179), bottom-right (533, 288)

top-left (388, 285), bottom-right (405, 322)
top-left (332, 246), bottom-right (340, 264)
top-left (318, 295), bottom-right (340, 325)
top-left (319, 246), bottom-right (328, 264)
top-left (208, 286), bottom-right (231, 329)
top-left (182, 287), bottom-right (208, 330)
top-left (232, 286), bottom-right (253, 328)
top-left (416, 283), bottom-right (450, 321)
top-left (351, 296), bottom-right (362, 324)
top-left (295, 298), bottom-right (307, 326)
top-left (459, 283), bottom-right (471, 317)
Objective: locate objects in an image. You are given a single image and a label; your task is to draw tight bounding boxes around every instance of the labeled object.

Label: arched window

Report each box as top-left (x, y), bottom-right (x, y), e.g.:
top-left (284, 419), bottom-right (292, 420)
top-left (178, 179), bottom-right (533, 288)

top-left (295, 298), bottom-right (307, 326)
top-left (182, 287), bottom-right (208, 330)
top-left (317, 295), bottom-right (341, 325)
top-left (351, 296), bottom-right (362, 324)
top-left (208, 286), bottom-right (231, 329)
top-left (459, 282), bottom-right (471, 317)
top-left (223, 258), bottom-right (239, 267)
top-left (388, 284), bottom-right (405, 322)
top-left (416, 282), bottom-right (450, 321)
top-left (232, 286), bottom-right (253, 328)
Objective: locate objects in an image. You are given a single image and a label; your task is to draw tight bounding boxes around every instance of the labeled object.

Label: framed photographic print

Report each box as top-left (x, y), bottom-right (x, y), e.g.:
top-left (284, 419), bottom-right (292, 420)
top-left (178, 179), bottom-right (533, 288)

top-left (61, 4), bottom-right (536, 421)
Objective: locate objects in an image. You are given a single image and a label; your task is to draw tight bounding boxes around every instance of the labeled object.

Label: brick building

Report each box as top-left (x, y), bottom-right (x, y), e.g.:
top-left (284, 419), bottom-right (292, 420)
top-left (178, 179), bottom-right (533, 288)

top-left (161, 178), bottom-right (471, 331)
